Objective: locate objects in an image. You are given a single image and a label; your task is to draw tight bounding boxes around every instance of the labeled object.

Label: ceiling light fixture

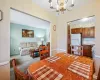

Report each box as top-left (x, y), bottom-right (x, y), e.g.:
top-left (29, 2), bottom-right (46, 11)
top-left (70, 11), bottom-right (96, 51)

top-left (82, 18), bottom-right (88, 21)
top-left (49, 0), bottom-right (75, 14)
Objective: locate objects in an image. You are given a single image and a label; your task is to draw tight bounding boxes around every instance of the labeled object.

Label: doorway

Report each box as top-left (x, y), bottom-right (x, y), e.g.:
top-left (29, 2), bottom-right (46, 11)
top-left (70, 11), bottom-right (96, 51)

top-left (10, 8), bottom-right (51, 80)
top-left (67, 15), bottom-right (95, 58)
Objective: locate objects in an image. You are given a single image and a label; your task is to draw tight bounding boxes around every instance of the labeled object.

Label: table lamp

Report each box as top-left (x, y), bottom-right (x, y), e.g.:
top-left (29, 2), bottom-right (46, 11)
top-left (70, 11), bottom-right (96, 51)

top-left (41, 38), bottom-right (44, 46)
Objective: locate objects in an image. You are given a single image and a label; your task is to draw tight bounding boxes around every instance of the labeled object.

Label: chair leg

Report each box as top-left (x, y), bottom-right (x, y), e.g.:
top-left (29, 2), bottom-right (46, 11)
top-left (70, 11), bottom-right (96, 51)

top-left (97, 67), bottom-right (100, 80)
top-left (14, 73), bottom-right (17, 80)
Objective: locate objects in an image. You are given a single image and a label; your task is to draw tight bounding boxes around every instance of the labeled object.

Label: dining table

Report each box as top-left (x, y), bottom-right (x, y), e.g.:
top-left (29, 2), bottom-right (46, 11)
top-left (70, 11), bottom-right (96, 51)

top-left (28, 53), bottom-right (94, 80)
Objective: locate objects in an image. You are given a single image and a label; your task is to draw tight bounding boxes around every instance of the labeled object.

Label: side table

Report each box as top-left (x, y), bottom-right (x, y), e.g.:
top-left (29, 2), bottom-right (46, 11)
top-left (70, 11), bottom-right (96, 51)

top-left (29, 49), bottom-right (39, 58)
top-left (29, 49), bottom-right (34, 57)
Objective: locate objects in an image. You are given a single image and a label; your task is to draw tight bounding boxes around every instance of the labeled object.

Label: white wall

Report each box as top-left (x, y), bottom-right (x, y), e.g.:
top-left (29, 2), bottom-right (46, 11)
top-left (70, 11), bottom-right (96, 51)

top-left (9, 0), bottom-right (57, 55)
top-left (0, 0), bottom-right (57, 79)
top-left (0, 0), bottom-right (57, 64)
top-left (57, 0), bottom-right (100, 75)
top-left (0, 0), bottom-right (10, 63)
top-left (10, 9), bottom-right (50, 44)
top-left (10, 9), bottom-right (50, 29)
top-left (0, 0), bottom-right (100, 79)
top-left (46, 28), bottom-right (50, 42)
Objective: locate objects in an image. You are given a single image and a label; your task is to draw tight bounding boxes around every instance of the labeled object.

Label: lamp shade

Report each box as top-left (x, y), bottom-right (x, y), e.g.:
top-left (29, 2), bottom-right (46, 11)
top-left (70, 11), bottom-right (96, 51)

top-left (41, 38), bottom-right (44, 41)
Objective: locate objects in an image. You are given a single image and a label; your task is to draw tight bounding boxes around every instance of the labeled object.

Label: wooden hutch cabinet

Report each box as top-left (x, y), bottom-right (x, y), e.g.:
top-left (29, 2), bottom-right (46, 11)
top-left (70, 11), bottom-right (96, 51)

top-left (82, 28), bottom-right (90, 38)
top-left (83, 45), bottom-right (93, 58)
top-left (82, 27), bottom-right (95, 38)
top-left (89, 27), bottom-right (95, 38)
top-left (69, 27), bottom-right (95, 58)
top-left (71, 28), bottom-right (82, 34)
top-left (71, 27), bottom-right (95, 38)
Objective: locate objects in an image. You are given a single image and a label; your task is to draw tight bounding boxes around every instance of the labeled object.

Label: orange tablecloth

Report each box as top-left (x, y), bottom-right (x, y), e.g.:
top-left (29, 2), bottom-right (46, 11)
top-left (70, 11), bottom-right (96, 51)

top-left (28, 53), bottom-right (94, 80)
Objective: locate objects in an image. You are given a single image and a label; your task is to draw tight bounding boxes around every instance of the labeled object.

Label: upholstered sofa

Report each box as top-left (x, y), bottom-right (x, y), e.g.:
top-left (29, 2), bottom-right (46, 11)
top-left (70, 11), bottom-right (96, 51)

top-left (19, 42), bottom-right (38, 56)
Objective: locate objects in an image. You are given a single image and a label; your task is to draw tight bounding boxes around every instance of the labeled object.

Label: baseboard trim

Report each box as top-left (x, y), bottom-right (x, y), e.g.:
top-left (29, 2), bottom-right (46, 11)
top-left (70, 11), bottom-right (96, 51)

top-left (51, 49), bottom-right (66, 52)
top-left (0, 61), bottom-right (9, 66)
top-left (95, 55), bottom-right (100, 59)
top-left (58, 49), bottom-right (66, 52)
top-left (51, 49), bottom-right (57, 51)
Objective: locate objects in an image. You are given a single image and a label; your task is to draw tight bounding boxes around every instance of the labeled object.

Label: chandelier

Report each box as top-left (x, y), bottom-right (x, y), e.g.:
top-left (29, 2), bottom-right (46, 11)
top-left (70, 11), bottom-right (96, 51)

top-left (49, 0), bottom-right (75, 13)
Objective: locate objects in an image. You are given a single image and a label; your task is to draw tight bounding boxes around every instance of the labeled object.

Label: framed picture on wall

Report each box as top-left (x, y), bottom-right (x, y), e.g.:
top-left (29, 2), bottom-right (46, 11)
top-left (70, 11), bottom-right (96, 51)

top-left (22, 29), bottom-right (34, 38)
top-left (0, 10), bottom-right (3, 21)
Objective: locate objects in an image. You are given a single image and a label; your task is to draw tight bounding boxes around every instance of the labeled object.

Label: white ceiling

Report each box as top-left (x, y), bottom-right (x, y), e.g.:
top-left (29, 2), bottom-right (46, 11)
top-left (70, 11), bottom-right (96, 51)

top-left (32, 0), bottom-right (94, 12)
top-left (10, 9), bottom-right (50, 29)
top-left (70, 16), bottom-right (95, 28)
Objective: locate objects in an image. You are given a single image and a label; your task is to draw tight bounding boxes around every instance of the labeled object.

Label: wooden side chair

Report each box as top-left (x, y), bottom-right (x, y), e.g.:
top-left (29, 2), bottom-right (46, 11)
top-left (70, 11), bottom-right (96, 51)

top-left (46, 42), bottom-right (50, 54)
top-left (39, 46), bottom-right (49, 60)
top-left (11, 59), bottom-right (31, 80)
top-left (97, 67), bottom-right (100, 80)
top-left (12, 59), bottom-right (16, 67)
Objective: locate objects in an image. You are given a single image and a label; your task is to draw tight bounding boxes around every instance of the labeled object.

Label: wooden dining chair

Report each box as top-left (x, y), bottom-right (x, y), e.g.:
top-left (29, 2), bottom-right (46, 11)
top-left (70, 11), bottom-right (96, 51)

top-left (11, 59), bottom-right (31, 80)
top-left (12, 59), bottom-right (16, 67)
top-left (97, 67), bottom-right (100, 80)
top-left (39, 46), bottom-right (49, 60)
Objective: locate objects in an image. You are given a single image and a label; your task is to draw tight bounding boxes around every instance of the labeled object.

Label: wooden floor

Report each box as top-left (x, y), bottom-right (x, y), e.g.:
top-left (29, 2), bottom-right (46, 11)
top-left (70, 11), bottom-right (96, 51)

top-left (0, 63), bottom-right (10, 80)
